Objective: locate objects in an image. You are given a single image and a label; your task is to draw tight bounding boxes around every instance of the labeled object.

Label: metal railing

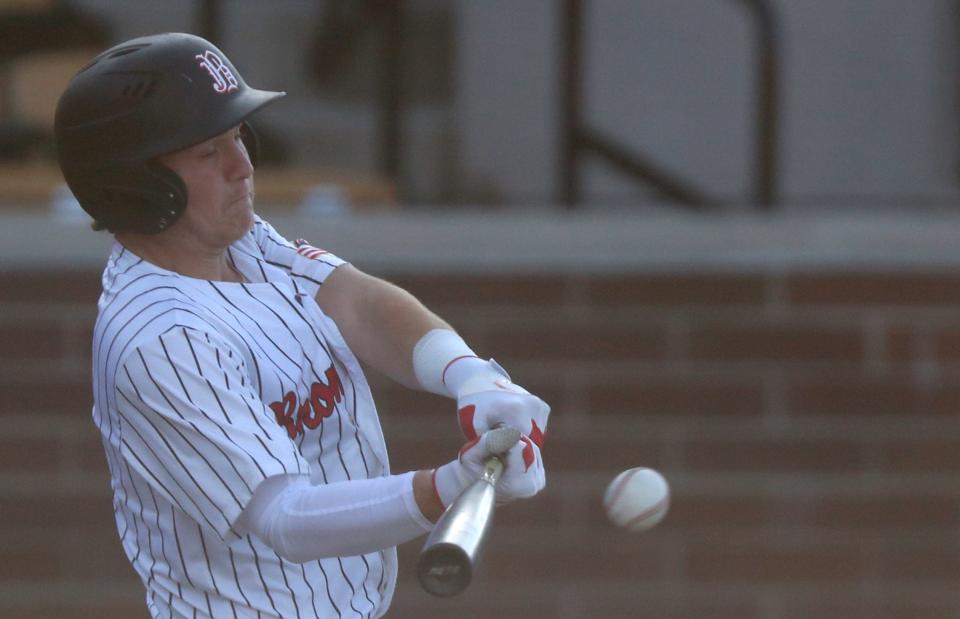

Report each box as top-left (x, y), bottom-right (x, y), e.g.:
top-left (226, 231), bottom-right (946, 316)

top-left (558, 0), bottom-right (781, 209)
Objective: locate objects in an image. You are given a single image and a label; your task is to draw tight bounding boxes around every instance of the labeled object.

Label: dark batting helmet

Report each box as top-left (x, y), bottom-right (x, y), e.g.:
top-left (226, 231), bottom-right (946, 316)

top-left (54, 32), bottom-right (285, 234)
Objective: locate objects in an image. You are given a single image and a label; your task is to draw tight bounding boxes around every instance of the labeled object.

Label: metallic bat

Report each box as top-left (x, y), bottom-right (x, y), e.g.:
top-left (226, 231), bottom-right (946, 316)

top-left (417, 426), bottom-right (520, 597)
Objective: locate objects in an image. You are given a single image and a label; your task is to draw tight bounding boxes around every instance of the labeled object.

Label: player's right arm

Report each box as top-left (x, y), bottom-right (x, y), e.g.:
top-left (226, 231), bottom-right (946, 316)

top-left (115, 324), bottom-right (436, 553)
top-left (236, 428), bottom-right (544, 563)
top-left (115, 324), bottom-right (544, 560)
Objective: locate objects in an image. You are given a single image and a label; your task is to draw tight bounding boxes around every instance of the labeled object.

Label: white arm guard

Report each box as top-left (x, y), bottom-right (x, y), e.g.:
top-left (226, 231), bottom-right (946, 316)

top-left (236, 472), bottom-right (433, 563)
top-left (412, 328), bottom-right (504, 397)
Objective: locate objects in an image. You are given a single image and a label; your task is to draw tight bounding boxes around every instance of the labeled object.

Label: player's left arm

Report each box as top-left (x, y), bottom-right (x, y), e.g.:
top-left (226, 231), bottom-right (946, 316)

top-left (315, 264), bottom-right (550, 447)
top-left (315, 263), bottom-right (447, 388)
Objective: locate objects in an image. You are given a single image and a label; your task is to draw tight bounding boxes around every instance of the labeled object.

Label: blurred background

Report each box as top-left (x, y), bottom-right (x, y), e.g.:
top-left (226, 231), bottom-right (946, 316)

top-left (1, 0), bottom-right (959, 617)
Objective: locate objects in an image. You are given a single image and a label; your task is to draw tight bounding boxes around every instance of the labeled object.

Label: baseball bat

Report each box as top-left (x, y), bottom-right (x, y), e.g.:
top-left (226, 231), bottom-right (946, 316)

top-left (416, 425), bottom-right (521, 597)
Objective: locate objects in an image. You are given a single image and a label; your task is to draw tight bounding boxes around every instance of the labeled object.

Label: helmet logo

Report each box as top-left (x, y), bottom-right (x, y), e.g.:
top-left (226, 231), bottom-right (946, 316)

top-left (194, 50), bottom-right (238, 94)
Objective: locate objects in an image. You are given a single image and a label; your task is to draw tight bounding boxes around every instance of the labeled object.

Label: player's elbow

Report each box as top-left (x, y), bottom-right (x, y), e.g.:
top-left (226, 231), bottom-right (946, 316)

top-left (258, 519), bottom-right (356, 563)
top-left (270, 535), bottom-right (364, 563)
top-left (258, 521), bottom-right (322, 563)
top-left (272, 543), bottom-right (316, 564)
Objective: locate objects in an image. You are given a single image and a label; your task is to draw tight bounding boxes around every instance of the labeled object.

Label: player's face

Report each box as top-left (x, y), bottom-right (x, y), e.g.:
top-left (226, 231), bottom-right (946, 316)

top-left (158, 125), bottom-right (255, 247)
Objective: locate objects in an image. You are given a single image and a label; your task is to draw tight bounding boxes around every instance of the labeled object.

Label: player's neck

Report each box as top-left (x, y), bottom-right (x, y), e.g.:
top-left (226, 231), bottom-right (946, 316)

top-left (116, 231), bottom-right (245, 283)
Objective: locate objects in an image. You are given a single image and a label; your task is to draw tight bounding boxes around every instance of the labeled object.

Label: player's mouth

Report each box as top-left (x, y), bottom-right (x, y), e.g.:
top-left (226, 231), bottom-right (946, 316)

top-left (228, 192), bottom-right (253, 206)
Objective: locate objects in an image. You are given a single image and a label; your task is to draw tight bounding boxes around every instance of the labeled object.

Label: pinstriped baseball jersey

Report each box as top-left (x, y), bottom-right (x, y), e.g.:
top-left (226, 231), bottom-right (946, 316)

top-left (92, 216), bottom-right (395, 618)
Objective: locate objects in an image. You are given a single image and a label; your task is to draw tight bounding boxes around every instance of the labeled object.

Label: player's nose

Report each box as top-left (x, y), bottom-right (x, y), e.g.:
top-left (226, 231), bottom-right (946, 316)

top-left (226, 136), bottom-right (254, 179)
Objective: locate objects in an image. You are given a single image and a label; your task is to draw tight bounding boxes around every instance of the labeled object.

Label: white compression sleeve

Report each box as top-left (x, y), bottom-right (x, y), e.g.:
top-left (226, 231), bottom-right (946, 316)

top-left (236, 472), bottom-right (433, 563)
top-left (412, 328), bottom-right (481, 396)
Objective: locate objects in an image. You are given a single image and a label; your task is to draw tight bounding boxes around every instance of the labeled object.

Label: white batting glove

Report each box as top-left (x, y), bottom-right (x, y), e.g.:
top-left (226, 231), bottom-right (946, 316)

top-left (412, 329), bottom-right (551, 448)
top-left (432, 429), bottom-right (546, 509)
top-left (454, 361), bottom-right (550, 449)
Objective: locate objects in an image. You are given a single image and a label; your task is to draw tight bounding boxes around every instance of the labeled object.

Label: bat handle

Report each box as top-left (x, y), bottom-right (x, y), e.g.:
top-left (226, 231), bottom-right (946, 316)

top-left (480, 453), bottom-right (505, 485)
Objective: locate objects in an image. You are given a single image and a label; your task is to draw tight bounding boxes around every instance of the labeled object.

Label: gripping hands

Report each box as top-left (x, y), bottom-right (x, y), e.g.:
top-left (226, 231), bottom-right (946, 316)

top-left (454, 360), bottom-right (549, 449)
top-left (412, 330), bottom-right (551, 507)
top-left (432, 426), bottom-right (546, 509)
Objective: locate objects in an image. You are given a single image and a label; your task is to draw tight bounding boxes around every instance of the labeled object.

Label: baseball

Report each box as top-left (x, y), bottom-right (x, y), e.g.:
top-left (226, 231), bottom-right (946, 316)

top-left (603, 467), bottom-right (670, 531)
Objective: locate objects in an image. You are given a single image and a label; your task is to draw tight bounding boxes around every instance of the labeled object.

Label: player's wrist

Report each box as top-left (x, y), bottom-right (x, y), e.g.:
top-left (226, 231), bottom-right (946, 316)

top-left (412, 329), bottom-right (483, 397)
top-left (432, 460), bottom-right (472, 509)
top-left (453, 358), bottom-right (524, 399)
top-left (413, 469), bottom-right (445, 523)
top-left (444, 357), bottom-right (503, 397)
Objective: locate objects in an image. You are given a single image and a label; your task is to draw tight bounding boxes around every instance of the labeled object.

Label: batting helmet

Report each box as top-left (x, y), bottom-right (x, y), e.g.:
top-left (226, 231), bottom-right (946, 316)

top-left (54, 32), bottom-right (285, 234)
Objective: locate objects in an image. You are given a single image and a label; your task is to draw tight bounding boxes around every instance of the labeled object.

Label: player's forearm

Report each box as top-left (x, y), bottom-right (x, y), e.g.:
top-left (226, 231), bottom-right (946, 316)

top-left (237, 472), bottom-right (435, 562)
top-left (316, 265), bottom-right (450, 388)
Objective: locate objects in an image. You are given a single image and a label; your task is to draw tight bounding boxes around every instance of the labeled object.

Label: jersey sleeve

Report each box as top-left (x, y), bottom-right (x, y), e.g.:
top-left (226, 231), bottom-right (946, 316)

top-left (251, 216), bottom-right (347, 297)
top-left (114, 326), bottom-right (310, 542)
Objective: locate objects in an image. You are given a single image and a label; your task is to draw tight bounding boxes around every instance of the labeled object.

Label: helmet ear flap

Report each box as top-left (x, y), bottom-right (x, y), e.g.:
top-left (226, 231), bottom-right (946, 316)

top-left (76, 162), bottom-right (187, 233)
top-left (140, 161), bottom-right (188, 232)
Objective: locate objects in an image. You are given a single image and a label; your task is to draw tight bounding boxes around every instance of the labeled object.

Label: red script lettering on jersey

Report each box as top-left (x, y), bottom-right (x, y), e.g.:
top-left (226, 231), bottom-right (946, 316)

top-left (269, 365), bottom-right (345, 438)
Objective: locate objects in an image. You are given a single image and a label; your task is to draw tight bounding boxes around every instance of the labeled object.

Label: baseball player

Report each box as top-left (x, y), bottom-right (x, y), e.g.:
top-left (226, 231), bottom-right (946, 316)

top-left (55, 33), bottom-right (549, 618)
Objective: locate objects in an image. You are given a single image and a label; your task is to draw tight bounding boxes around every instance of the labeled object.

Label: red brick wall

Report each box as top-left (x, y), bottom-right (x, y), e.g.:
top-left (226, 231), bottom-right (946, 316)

top-left (1, 268), bottom-right (958, 618)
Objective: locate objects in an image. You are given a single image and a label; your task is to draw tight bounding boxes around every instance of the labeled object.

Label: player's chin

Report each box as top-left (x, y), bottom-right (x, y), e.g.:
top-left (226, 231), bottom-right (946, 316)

top-left (215, 209), bottom-right (254, 246)
top-left (240, 202), bottom-right (256, 230)
top-left (228, 198), bottom-right (256, 233)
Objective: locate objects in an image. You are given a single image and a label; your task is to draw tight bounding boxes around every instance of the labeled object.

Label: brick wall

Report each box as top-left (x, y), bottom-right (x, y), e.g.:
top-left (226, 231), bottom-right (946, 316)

top-left (1, 267), bottom-right (958, 618)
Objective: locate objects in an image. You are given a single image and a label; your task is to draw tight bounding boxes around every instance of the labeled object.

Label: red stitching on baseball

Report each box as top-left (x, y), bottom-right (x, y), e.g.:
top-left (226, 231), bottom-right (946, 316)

top-left (623, 495), bottom-right (669, 529)
top-left (603, 468), bottom-right (641, 510)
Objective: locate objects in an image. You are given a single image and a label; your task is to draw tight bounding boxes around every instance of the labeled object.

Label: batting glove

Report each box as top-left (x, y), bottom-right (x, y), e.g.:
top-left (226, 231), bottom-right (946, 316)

top-left (412, 329), bottom-right (550, 447)
top-left (432, 428), bottom-right (546, 509)
top-left (454, 361), bottom-right (550, 449)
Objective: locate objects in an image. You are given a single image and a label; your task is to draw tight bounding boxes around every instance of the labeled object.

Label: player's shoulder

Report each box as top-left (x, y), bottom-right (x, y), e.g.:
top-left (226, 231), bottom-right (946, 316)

top-left (96, 245), bottom-right (223, 348)
top-left (100, 242), bottom-right (188, 301)
top-left (96, 294), bottom-right (223, 354)
top-left (102, 315), bottom-right (247, 397)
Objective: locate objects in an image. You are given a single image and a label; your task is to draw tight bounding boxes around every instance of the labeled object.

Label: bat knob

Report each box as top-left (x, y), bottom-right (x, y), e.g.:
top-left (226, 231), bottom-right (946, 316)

top-left (417, 542), bottom-right (473, 597)
top-left (485, 425), bottom-right (521, 455)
